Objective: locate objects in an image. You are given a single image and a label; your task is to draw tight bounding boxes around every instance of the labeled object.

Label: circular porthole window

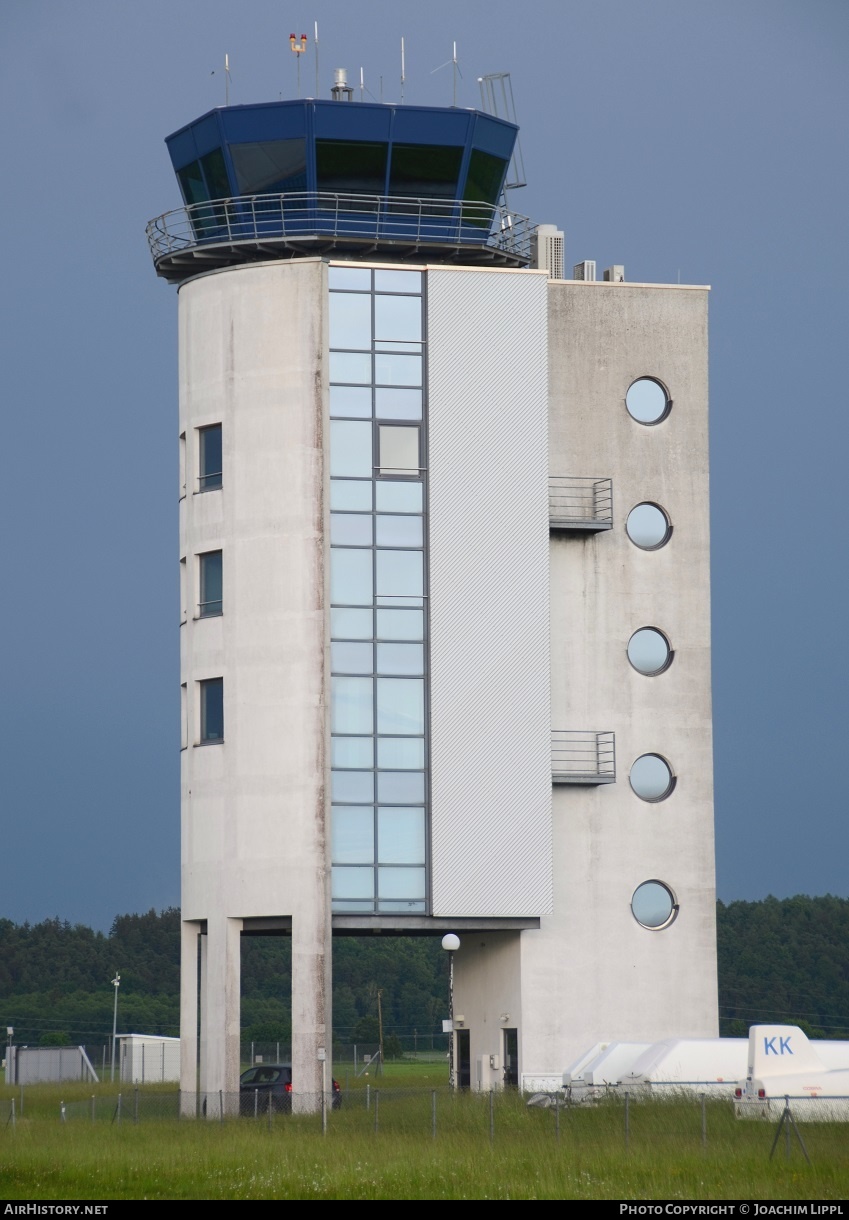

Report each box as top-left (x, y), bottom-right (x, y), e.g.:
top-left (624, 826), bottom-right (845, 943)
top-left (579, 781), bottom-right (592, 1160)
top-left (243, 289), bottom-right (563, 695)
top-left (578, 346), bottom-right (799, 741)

top-left (627, 628), bottom-right (673, 675)
top-left (626, 502), bottom-right (672, 550)
top-left (631, 881), bottom-right (678, 929)
top-left (629, 753), bottom-right (675, 801)
top-left (626, 377), bottom-right (670, 424)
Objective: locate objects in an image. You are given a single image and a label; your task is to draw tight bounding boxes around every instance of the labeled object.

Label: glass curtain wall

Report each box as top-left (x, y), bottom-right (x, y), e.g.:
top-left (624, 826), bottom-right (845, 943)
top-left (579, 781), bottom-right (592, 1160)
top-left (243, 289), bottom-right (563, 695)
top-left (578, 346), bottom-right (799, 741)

top-left (328, 265), bottom-right (428, 913)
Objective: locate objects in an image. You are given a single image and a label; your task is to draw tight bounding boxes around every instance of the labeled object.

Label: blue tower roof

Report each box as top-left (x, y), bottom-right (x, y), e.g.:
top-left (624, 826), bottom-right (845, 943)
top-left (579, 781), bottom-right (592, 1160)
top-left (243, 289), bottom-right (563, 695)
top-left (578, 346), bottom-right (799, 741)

top-left (147, 99), bottom-right (532, 282)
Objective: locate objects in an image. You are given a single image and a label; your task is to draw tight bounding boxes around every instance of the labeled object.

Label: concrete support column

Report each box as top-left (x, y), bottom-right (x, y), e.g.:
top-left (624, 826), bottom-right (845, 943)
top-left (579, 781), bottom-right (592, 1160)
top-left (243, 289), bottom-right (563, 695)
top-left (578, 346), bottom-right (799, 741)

top-left (179, 920), bottom-right (200, 1112)
top-left (291, 904), bottom-right (332, 1113)
top-left (199, 915), bottom-right (242, 1116)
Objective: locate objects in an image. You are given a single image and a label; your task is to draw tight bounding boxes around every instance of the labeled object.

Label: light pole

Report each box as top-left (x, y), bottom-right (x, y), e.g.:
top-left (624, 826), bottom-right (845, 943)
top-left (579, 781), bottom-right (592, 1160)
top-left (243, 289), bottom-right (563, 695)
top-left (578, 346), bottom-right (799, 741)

top-left (110, 973), bottom-right (121, 1083)
top-left (441, 934), bottom-right (460, 1089)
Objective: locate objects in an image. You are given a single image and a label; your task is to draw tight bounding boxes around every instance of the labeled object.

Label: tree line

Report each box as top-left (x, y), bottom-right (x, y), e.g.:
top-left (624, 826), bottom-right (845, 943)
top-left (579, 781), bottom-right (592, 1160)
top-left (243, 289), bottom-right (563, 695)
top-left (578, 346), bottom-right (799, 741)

top-left (2, 896), bottom-right (848, 1048)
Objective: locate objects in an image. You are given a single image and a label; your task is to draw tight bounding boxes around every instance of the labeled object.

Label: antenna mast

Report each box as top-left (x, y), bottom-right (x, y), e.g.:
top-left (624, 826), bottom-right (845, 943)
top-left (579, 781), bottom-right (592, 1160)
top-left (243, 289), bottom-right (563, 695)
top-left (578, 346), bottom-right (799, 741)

top-left (401, 37), bottom-right (405, 104)
top-left (314, 23), bottom-right (319, 97)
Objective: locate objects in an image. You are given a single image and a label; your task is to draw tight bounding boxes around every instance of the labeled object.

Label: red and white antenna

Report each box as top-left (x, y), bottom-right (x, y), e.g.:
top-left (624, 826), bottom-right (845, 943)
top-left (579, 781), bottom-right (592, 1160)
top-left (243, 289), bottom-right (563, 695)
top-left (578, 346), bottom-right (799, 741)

top-left (290, 32), bottom-right (308, 97)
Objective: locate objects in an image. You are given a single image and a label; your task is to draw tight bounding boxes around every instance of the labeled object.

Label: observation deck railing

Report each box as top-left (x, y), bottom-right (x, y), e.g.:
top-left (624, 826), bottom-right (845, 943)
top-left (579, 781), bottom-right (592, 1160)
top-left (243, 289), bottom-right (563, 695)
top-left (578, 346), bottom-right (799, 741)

top-left (146, 192), bottom-right (533, 281)
top-left (551, 731), bottom-right (615, 784)
top-left (549, 477), bottom-right (613, 531)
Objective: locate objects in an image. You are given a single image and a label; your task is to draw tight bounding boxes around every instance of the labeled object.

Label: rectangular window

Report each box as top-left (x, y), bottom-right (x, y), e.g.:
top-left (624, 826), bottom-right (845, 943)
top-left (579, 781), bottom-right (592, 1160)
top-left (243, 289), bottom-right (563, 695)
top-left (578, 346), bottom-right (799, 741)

top-left (378, 425), bottom-right (419, 476)
top-left (198, 425), bottom-right (222, 491)
top-left (198, 551), bottom-right (223, 618)
top-left (199, 678), bottom-right (224, 743)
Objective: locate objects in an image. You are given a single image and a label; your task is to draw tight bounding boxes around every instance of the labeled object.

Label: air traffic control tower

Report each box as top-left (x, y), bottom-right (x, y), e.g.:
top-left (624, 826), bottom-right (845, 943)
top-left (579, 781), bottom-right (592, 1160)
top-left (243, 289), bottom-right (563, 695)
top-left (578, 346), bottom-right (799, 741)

top-left (149, 79), bottom-right (718, 1109)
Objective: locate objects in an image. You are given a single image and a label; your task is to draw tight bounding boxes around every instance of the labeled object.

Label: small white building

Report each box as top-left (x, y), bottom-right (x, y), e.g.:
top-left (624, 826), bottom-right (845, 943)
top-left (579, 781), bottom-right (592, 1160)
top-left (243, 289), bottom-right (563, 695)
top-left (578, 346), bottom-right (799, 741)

top-left (119, 1034), bottom-right (180, 1084)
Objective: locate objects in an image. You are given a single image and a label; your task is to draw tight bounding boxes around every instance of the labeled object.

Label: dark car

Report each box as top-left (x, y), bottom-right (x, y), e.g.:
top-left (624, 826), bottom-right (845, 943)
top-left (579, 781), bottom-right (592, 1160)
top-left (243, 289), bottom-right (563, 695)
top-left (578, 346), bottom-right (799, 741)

top-left (239, 1063), bottom-right (342, 1114)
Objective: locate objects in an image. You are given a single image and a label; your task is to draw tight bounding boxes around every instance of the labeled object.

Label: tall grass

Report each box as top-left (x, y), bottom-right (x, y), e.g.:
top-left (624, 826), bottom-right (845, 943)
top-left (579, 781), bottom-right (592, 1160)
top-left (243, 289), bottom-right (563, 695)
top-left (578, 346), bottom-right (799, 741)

top-left (2, 1075), bottom-right (848, 1200)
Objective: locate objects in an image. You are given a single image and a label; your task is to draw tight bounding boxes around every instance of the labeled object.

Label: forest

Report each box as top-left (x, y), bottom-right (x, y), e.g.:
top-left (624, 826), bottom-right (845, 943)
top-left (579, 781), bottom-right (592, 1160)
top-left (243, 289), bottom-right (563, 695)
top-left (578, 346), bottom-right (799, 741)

top-left (2, 895), bottom-right (848, 1049)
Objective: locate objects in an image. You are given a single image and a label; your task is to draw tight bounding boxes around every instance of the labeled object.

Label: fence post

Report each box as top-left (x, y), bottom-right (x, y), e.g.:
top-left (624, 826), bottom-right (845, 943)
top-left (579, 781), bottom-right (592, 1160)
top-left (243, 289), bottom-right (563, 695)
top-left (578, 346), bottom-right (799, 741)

top-left (267, 1090), bottom-right (272, 1131)
top-left (624, 1091), bottom-right (630, 1152)
top-left (219, 1089), bottom-right (224, 1122)
top-left (91, 1095), bottom-right (96, 1123)
top-left (60, 1101), bottom-right (66, 1123)
top-left (374, 1089), bottom-right (379, 1134)
top-left (555, 1092), bottom-right (560, 1142)
top-left (134, 1086), bottom-right (139, 1125)
top-left (9, 1099), bottom-right (15, 1129)
top-left (489, 1088), bottom-right (494, 1144)
top-left (19, 1084), bottom-right (24, 1116)
top-left (432, 1089), bottom-right (437, 1139)
top-left (366, 1082), bottom-right (370, 1111)
top-left (251, 1042), bottom-right (255, 1066)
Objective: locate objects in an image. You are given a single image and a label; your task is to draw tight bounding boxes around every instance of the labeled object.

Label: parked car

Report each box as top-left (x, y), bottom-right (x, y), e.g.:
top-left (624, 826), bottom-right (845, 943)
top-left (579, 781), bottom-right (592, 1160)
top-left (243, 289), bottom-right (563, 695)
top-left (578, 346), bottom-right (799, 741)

top-left (239, 1064), bottom-right (342, 1114)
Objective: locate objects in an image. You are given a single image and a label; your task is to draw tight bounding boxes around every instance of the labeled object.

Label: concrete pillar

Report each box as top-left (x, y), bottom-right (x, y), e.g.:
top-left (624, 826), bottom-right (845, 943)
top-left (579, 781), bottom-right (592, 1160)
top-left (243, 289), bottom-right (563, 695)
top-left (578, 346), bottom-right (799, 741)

top-left (179, 920), bottom-right (200, 1112)
top-left (199, 915), bottom-right (242, 1116)
top-left (291, 903), bottom-right (332, 1112)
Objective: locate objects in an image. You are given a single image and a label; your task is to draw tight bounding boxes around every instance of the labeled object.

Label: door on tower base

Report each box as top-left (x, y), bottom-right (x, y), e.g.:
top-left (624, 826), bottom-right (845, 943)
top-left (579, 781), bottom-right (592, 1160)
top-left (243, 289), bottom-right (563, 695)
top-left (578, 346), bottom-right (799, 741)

top-left (457, 1029), bottom-right (471, 1089)
top-left (503, 1028), bottom-right (518, 1088)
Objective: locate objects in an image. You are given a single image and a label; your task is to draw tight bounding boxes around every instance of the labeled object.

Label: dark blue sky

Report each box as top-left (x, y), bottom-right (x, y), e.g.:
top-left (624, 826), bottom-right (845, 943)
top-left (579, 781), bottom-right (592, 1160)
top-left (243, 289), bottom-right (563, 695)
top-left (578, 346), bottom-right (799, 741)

top-left (1, 0), bottom-right (846, 931)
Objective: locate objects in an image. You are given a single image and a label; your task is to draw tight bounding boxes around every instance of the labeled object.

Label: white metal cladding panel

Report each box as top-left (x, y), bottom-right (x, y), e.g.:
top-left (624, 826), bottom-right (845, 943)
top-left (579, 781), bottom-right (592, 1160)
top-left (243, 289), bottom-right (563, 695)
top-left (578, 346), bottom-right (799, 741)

top-left (426, 268), bottom-right (553, 916)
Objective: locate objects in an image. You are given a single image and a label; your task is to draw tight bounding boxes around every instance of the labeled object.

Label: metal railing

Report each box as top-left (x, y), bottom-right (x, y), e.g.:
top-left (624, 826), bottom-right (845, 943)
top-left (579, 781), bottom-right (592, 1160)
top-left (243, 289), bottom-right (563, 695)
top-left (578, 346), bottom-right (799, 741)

top-left (551, 731), bottom-right (615, 783)
top-left (146, 191), bottom-right (533, 276)
top-left (549, 477), bottom-right (613, 530)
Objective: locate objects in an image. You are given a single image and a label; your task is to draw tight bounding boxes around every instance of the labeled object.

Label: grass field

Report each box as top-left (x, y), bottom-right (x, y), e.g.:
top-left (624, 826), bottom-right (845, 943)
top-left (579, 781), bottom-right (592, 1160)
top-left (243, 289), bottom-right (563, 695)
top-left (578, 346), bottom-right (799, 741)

top-left (2, 1063), bottom-right (848, 1200)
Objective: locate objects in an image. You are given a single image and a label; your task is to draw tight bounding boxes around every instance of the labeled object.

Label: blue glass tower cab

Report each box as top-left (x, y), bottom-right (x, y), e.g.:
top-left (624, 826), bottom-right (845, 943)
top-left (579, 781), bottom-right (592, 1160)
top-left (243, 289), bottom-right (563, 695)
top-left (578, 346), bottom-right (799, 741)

top-left (147, 98), bottom-right (529, 281)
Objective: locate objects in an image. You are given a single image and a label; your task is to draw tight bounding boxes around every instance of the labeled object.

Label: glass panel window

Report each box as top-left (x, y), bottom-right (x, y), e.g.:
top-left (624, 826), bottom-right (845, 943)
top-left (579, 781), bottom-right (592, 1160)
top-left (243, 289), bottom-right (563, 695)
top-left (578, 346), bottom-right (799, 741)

top-left (177, 160), bottom-right (207, 205)
top-left (376, 608), bottom-right (424, 640)
top-left (199, 148), bottom-right (230, 199)
top-left (316, 140), bottom-right (387, 194)
top-left (330, 385), bottom-right (372, 419)
top-left (375, 481), bottom-right (423, 513)
top-left (331, 641), bottom-right (373, 674)
top-left (329, 352), bottom-right (372, 384)
top-left (332, 807), bottom-right (375, 863)
top-left (388, 144), bottom-right (463, 198)
top-left (332, 771), bottom-right (375, 803)
top-left (330, 549), bottom-right (373, 605)
top-left (330, 480), bottom-right (372, 512)
top-left (376, 642), bottom-right (424, 675)
top-left (200, 678), bottom-right (224, 743)
top-left (330, 420), bottom-right (373, 478)
top-left (378, 738), bottom-right (425, 769)
top-left (329, 265), bottom-right (372, 291)
top-left (373, 269), bottom-right (422, 293)
top-left (230, 138), bottom-right (307, 194)
top-left (375, 388), bottom-right (422, 420)
top-left (331, 676), bottom-right (374, 734)
top-left (329, 292), bottom-right (372, 349)
top-left (198, 424), bottom-right (222, 491)
top-left (376, 515), bottom-right (423, 547)
top-left (376, 678), bottom-right (424, 735)
top-left (198, 550), bottom-right (222, 617)
top-left (378, 426), bottom-right (419, 475)
top-left (331, 513), bottom-right (373, 546)
top-left (331, 608), bottom-right (373, 639)
top-left (376, 550), bottom-right (423, 601)
top-left (375, 353), bottom-right (422, 387)
top-left (378, 866), bottom-right (426, 900)
top-left (377, 771), bottom-right (426, 804)
top-left (331, 866), bottom-right (375, 900)
top-left (331, 737), bottom-right (374, 768)
top-left (378, 807), bottom-right (425, 863)
top-left (374, 294), bottom-right (422, 343)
